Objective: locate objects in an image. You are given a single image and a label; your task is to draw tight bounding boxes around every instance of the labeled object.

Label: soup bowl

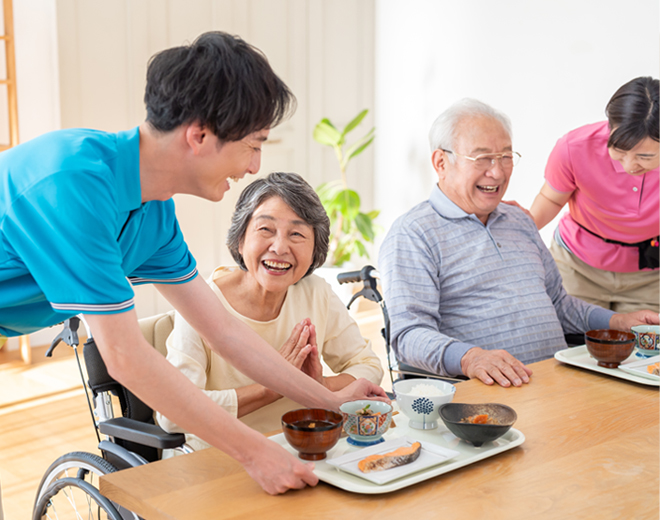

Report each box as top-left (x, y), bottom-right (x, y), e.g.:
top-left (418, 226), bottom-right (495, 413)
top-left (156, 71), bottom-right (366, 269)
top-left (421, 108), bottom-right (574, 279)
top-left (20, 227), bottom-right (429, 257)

top-left (281, 408), bottom-right (343, 460)
top-left (585, 329), bottom-right (635, 368)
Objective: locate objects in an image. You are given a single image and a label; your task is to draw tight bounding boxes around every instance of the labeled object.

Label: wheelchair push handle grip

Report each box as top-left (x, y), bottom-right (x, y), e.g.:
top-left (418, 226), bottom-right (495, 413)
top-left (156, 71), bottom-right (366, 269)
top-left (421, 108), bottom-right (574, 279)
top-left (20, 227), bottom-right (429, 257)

top-left (337, 271), bottom-right (362, 285)
top-left (337, 265), bottom-right (377, 285)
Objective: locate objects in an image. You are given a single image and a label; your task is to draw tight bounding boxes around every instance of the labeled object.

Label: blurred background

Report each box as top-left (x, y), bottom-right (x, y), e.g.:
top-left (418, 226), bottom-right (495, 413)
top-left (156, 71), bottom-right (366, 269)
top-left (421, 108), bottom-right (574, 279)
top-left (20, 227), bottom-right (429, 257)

top-left (5, 0), bottom-right (659, 347)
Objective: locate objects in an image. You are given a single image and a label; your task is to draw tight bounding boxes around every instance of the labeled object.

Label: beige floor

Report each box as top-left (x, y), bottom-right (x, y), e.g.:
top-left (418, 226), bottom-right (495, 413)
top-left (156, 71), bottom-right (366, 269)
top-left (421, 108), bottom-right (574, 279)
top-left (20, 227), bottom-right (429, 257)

top-left (0, 307), bottom-right (390, 519)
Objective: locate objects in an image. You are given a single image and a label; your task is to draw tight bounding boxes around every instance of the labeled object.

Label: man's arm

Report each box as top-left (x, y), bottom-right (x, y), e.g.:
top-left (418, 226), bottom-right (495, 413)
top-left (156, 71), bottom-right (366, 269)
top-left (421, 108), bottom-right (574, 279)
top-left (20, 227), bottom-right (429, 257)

top-left (83, 310), bottom-right (316, 495)
top-left (379, 223), bottom-right (462, 377)
top-left (156, 276), bottom-right (387, 408)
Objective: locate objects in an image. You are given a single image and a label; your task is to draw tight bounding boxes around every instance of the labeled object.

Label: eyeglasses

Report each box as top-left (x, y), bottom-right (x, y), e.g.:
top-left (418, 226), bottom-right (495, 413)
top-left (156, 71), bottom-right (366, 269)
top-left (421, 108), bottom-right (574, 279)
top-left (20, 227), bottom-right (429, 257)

top-left (441, 149), bottom-right (522, 170)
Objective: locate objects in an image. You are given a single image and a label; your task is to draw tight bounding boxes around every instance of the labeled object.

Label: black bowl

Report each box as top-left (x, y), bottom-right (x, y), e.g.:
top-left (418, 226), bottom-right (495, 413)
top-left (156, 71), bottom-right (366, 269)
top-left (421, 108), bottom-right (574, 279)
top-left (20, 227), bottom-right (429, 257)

top-left (438, 403), bottom-right (517, 447)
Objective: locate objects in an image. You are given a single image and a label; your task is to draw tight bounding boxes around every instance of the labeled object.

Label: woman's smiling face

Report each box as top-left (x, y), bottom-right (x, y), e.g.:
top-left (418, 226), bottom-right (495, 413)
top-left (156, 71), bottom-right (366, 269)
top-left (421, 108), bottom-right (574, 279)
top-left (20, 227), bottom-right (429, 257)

top-left (239, 196), bottom-right (315, 295)
top-left (608, 135), bottom-right (660, 176)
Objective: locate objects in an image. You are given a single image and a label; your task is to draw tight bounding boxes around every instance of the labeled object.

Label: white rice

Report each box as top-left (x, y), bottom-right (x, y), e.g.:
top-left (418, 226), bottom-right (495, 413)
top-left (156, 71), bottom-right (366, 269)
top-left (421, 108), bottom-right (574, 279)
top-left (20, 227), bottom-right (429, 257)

top-left (407, 383), bottom-right (445, 397)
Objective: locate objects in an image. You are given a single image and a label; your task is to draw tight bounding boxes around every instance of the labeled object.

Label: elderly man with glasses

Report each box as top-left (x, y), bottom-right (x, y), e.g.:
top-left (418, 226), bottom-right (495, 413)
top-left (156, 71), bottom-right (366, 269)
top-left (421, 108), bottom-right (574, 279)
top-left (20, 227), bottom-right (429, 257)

top-left (379, 99), bottom-right (658, 388)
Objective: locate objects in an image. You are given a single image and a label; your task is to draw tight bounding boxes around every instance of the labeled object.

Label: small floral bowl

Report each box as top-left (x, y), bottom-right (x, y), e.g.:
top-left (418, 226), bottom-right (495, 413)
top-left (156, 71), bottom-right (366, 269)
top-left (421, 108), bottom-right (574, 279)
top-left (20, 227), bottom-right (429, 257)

top-left (339, 400), bottom-right (393, 446)
top-left (632, 325), bottom-right (660, 358)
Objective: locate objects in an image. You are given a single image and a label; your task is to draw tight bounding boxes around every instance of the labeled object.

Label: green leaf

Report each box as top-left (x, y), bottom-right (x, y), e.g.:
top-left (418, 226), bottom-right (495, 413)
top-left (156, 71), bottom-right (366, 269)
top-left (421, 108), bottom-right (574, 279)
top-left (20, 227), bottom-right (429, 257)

top-left (346, 133), bottom-right (375, 161)
top-left (355, 212), bottom-right (375, 241)
top-left (355, 240), bottom-right (369, 258)
top-left (342, 109), bottom-right (369, 136)
top-left (316, 181), bottom-right (344, 205)
top-left (331, 240), bottom-right (352, 267)
top-left (366, 209), bottom-right (380, 220)
top-left (313, 120), bottom-right (342, 147)
top-left (332, 189), bottom-right (360, 221)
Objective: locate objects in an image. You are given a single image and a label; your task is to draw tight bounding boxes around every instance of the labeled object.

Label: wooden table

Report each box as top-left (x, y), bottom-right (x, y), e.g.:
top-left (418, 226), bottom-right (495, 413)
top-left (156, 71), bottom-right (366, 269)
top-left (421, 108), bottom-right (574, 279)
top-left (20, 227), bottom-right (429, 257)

top-left (100, 359), bottom-right (659, 519)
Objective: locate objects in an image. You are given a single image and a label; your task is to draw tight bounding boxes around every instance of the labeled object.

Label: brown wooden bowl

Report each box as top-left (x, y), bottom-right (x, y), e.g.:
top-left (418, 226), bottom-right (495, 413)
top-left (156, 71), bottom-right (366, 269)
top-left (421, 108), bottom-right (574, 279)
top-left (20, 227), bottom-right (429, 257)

top-left (585, 329), bottom-right (635, 368)
top-left (281, 409), bottom-right (343, 460)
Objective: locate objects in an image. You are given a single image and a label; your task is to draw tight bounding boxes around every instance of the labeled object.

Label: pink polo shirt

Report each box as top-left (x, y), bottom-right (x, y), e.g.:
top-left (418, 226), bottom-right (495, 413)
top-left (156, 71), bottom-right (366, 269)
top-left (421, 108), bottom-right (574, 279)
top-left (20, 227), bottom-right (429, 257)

top-left (545, 121), bottom-right (659, 273)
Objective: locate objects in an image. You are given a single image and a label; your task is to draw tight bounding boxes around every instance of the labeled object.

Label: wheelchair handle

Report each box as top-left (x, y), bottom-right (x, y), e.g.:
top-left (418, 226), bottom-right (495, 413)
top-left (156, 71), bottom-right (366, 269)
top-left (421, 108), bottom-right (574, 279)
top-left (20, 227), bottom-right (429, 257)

top-left (46, 317), bottom-right (81, 357)
top-left (337, 265), bottom-right (377, 285)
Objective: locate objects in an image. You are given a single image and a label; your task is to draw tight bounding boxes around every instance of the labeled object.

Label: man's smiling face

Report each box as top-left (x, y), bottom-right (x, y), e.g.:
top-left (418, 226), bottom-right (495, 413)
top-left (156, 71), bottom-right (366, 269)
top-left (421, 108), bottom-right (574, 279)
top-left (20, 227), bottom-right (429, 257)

top-left (433, 115), bottom-right (513, 224)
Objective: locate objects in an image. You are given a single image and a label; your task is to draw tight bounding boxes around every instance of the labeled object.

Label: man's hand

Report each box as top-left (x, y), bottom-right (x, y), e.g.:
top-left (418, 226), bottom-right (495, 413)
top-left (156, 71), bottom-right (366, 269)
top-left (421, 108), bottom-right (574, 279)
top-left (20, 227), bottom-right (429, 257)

top-left (610, 310), bottom-right (660, 331)
top-left (241, 437), bottom-right (318, 495)
top-left (460, 347), bottom-right (532, 387)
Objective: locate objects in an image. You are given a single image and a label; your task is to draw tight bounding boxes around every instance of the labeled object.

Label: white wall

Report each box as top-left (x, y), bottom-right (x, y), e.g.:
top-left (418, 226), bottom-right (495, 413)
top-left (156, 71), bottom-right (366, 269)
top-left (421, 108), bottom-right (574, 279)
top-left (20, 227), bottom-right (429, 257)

top-left (14, 0), bottom-right (60, 142)
top-left (374, 0), bottom-right (660, 251)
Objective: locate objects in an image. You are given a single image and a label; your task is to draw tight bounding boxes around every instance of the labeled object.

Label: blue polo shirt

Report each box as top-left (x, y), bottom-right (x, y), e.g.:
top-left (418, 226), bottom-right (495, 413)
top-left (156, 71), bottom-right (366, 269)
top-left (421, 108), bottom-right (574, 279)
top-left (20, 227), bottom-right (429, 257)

top-left (0, 127), bottom-right (197, 337)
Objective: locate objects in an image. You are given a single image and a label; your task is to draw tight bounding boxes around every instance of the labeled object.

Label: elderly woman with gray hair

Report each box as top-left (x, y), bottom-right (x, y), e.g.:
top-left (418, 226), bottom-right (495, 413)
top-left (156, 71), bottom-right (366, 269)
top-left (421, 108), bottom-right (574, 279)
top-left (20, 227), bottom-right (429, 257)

top-left (157, 172), bottom-right (383, 447)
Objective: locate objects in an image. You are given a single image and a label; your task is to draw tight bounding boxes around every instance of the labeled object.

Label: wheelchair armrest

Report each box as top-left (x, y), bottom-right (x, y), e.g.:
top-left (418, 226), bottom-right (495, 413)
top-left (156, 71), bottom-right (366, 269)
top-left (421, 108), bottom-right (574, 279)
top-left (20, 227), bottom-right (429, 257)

top-left (99, 417), bottom-right (186, 450)
top-left (395, 362), bottom-right (468, 383)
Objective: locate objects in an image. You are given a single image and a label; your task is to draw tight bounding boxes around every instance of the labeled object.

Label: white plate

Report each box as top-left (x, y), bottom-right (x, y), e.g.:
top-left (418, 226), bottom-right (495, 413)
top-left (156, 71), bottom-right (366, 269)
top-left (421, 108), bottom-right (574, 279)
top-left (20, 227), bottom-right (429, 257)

top-left (325, 436), bottom-right (459, 485)
top-left (618, 355), bottom-right (660, 381)
top-left (554, 345), bottom-right (660, 387)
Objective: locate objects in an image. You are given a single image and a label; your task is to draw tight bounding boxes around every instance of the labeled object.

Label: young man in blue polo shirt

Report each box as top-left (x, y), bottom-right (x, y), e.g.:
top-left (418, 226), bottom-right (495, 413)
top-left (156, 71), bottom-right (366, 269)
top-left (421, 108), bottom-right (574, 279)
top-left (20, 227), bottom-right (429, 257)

top-left (0, 32), bottom-right (386, 496)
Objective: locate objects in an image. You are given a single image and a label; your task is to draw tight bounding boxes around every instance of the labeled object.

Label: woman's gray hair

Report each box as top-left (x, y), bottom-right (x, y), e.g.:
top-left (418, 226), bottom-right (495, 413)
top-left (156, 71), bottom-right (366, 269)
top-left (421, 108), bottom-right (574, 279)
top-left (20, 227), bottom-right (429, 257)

top-left (428, 98), bottom-right (513, 163)
top-left (226, 172), bottom-right (330, 277)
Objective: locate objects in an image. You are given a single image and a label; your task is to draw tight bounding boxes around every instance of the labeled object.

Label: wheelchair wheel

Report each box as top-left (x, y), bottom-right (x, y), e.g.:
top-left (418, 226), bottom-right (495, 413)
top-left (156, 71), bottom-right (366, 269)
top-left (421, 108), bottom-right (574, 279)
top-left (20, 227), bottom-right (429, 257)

top-left (33, 452), bottom-right (139, 520)
top-left (33, 477), bottom-right (123, 520)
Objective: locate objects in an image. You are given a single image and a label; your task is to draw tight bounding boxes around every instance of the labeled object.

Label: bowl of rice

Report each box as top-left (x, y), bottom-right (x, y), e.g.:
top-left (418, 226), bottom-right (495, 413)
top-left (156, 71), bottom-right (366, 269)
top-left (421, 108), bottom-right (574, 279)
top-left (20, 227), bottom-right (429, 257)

top-left (393, 379), bottom-right (456, 430)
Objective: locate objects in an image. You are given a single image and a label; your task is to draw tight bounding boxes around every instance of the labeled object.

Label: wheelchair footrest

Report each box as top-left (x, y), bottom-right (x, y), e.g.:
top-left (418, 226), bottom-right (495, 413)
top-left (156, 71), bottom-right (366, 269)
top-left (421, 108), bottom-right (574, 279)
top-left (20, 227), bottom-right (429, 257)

top-left (99, 417), bottom-right (186, 450)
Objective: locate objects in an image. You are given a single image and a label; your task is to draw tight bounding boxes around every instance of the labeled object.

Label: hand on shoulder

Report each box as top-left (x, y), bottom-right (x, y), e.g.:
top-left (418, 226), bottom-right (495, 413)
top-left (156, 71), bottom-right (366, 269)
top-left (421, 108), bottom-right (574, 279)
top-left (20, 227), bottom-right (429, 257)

top-left (501, 199), bottom-right (533, 220)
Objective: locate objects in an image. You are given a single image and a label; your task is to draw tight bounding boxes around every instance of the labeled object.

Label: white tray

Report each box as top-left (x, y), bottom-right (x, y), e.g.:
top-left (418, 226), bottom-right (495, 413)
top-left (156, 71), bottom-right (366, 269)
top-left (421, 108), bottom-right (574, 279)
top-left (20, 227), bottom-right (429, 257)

top-left (269, 410), bottom-right (524, 494)
top-left (554, 345), bottom-right (660, 387)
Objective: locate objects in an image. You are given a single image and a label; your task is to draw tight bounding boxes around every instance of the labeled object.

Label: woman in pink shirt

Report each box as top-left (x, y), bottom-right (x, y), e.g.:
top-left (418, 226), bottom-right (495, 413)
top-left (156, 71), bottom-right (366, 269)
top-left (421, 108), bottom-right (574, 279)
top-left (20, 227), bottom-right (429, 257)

top-left (530, 77), bottom-right (659, 312)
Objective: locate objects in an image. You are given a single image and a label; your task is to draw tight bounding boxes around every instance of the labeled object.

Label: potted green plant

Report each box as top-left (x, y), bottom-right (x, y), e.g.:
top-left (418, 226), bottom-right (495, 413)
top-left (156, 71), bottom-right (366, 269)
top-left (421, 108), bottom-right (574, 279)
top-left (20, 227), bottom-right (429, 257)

top-left (313, 109), bottom-right (379, 267)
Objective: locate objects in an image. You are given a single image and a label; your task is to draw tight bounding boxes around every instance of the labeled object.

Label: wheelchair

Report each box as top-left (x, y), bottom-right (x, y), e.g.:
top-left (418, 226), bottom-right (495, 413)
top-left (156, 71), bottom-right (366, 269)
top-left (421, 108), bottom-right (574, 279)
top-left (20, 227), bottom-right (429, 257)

top-left (32, 313), bottom-right (191, 520)
top-left (337, 265), bottom-right (468, 391)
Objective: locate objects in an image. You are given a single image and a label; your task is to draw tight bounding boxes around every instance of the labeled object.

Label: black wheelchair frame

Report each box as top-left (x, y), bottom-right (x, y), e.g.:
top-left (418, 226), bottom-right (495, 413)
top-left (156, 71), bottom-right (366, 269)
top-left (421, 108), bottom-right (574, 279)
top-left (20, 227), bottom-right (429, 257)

top-left (32, 316), bottom-right (190, 520)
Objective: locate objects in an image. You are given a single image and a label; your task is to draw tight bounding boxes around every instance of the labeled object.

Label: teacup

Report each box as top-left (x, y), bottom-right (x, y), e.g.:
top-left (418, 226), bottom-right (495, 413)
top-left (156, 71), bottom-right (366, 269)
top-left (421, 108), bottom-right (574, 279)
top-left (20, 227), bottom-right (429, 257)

top-left (632, 325), bottom-right (660, 358)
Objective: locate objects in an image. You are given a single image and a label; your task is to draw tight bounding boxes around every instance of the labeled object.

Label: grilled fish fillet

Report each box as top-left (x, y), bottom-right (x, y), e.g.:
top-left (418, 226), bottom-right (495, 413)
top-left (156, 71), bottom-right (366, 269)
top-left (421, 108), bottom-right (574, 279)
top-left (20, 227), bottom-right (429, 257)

top-left (358, 442), bottom-right (422, 473)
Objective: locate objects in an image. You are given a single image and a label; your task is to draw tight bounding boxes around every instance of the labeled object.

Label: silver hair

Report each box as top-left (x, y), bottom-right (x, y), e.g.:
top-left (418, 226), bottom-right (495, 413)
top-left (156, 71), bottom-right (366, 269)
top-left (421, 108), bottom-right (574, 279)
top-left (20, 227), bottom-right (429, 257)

top-left (226, 172), bottom-right (330, 277)
top-left (428, 98), bottom-right (513, 163)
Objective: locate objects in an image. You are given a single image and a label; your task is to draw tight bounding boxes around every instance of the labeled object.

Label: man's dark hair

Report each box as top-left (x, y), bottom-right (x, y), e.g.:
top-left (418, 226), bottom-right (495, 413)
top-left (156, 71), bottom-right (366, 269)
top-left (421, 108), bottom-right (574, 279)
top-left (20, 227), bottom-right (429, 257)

top-left (606, 76), bottom-right (659, 150)
top-left (144, 31), bottom-right (295, 141)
